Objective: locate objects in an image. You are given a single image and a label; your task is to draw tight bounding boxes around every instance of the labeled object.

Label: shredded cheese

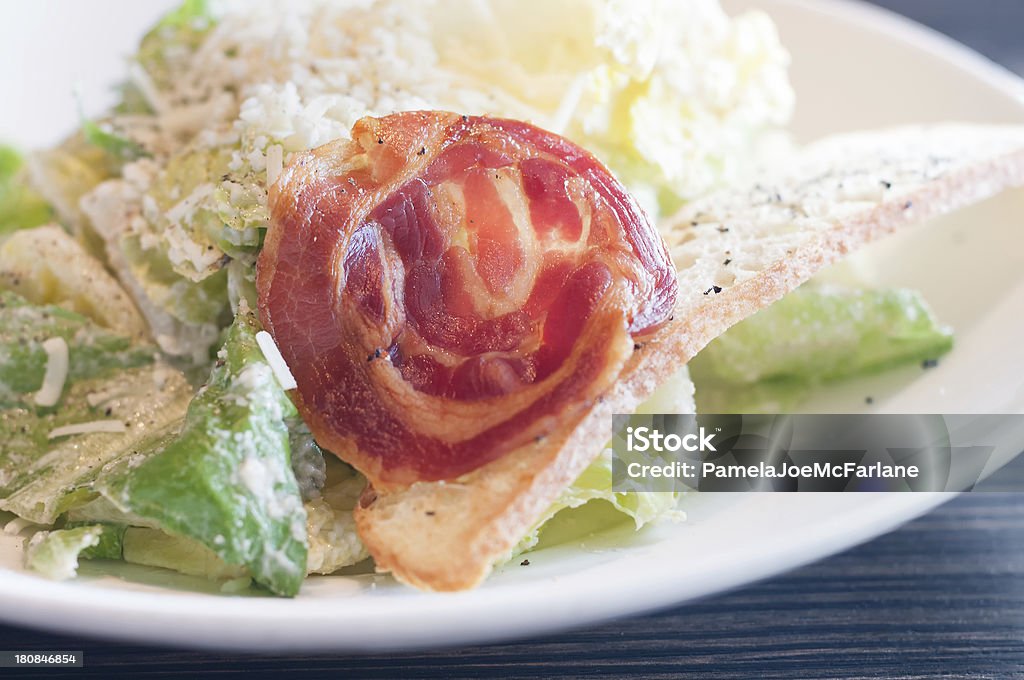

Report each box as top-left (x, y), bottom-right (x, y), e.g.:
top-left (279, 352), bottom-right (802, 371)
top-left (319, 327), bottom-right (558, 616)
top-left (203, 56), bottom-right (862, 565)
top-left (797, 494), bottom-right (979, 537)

top-left (33, 337), bottom-right (69, 407)
top-left (255, 330), bottom-right (298, 390)
top-left (3, 517), bottom-right (38, 536)
top-left (266, 144), bottom-right (284, 187)
top-left (48, 420), bottom-right (128, 439)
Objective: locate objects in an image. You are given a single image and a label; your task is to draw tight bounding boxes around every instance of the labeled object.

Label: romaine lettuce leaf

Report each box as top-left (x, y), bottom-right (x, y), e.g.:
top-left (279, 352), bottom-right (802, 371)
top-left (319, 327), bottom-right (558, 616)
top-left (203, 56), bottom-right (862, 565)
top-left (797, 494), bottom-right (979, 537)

top-left (690, 285), bottom-right (955, 413)
top-left (24, 526), bottom-right (103, 580)
top-left (112, 0), bottom-right (217, 116)
top-left (94, 308), bottom-right (308, 596)
top-left (304, 457), bottom-right (368, 574)
top-left (0, 145), bottom-right (52, 235)
top-left (24, 133), bottom-right (115, 257)
top-left (146, 147), bottom-right (266, 277)
top-left (0, 361), bottom-right (193, 524)
top-left (82, 119), bottom-right (148, 164)
top-left (0, 225), bottom-right (148, 340)
top-left (511, 366), bottom-right (694, 557)
top-left (0, 291), bottom-right (154, 406)
top-left (74, 522), bottom-right (128, 561)
top-left (136, 0), bottom-right (216, 94)
top-left (0, 293), bottom-right (189, 525)
top-left (61, 518), bottom-right (250, 584)
top-left (79, 177), bottom-right (228, 361)
top-left (120, 527), bottom-right (250, 582)
top-left (118, 232), bottom-right (230, 327)
top-left (512, 448), bottom-right (683, 557)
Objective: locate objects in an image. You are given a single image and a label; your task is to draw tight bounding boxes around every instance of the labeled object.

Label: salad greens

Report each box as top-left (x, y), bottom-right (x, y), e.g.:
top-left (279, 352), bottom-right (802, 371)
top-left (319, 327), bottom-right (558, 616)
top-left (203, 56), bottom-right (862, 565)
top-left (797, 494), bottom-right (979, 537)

top-left (0, 289), bottom-right (190, 523)
top-left (690, 284), bottom-right (954, 413)
top-left (0, 146), bottom-right (52, 235)
top-left (0, 0), bottom-right (956, 596)
top-left (0, 225), bottom-right (149, 339)
top-left (81, 120), bottom-right (148, 164)
top-left (135, 0), bottom-right (215, 95)
top-left (0, 364), bottom-right (191, 524)
top-left (24, 525), bottom-right (105, 581)
top-left (95, 309), bottom-right (308, 596)
top-left (0, 291), bottom-right (153, 405)
top-left (514, 448), bottom-right (682, 556)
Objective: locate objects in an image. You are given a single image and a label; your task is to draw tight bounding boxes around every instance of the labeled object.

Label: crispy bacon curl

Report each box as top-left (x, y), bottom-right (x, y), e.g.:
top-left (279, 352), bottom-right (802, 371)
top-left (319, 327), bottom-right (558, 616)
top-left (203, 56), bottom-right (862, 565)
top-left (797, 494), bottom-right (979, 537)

top-left (257, 112), bottom-right (677, 489)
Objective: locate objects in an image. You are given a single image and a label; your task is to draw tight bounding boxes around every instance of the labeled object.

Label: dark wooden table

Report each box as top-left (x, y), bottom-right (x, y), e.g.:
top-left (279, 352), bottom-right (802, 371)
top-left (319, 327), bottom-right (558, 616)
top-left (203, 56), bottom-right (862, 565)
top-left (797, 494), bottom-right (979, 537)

top-left (3, 2), bottom-right (1023, 677)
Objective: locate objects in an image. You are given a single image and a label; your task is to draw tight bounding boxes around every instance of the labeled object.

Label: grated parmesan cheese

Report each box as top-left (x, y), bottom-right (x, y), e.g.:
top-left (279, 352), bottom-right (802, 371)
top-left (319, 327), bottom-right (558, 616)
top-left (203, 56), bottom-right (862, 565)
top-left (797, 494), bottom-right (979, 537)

top-left (3, 517), bottom-right (39, 536)
top-left (255, 330), bottom-right (297, 390)
top-left (33, 337), bottom-right (69, 407)
top-left (48, 420), bottom-right (128, 439)
top-left (266, 144), bottom-right (284, 187)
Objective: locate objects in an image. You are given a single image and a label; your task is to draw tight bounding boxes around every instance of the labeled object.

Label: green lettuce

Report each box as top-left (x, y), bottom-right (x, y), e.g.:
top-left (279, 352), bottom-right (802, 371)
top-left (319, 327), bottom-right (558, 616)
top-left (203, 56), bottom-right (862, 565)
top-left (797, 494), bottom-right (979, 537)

top-left (691, 285), bottom-right (955, 413)
top-left (513, 448), bottom-right (682, 556)
top-left (24, 526), bottom-right (104, 580)
top-left (81, 119), bottom-right (148, 163)
top-left (0, 145), bottom-right (52, 235)
top-left (95, 308), bottom-right (308, 596)
top-left (0, 288), bottom-right (192, 525)
top-left (136, 0), bottom-right (216, 94)
top-left (0, 225), bottom-right (148, 339)
top-left (512, 368), bottom-right (695, 557)
top-left (0, 291), bottom-right (154, 406)
top-left (74, 522), bottom-right (128, 561)
top-left (23, 133), bottom-right (115, 257)
top-left (0, 363), bottom-right (193, 524)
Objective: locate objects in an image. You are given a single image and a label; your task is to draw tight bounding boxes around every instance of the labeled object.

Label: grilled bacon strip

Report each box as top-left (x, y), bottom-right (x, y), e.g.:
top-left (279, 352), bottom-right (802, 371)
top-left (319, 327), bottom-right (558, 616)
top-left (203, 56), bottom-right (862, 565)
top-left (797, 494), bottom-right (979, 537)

top-left (257, 111), bottom-right (677, 490)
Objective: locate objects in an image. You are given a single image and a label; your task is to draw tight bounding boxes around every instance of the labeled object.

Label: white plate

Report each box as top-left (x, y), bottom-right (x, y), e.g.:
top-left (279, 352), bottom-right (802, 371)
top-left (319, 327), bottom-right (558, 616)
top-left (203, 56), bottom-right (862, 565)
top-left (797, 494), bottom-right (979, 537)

top-left (1, 0), bottom-right (1023, 652)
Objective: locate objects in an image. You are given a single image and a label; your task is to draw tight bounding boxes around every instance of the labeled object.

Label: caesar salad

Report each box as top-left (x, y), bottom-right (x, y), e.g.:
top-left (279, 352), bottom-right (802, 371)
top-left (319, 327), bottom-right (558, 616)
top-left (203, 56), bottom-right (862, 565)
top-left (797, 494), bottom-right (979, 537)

top-left (2, 0), bottom-right (1005, 596)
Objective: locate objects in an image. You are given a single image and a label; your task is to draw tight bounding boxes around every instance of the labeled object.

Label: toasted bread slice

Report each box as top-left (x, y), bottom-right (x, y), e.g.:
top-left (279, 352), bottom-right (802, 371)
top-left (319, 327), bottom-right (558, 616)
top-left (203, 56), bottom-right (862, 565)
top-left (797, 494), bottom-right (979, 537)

top-left (355, 124), bottom-right (1024, 591)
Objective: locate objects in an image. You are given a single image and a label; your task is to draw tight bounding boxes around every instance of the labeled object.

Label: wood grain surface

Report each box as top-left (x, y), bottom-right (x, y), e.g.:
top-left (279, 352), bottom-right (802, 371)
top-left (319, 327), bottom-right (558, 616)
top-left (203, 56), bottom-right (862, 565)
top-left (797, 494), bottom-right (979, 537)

top-left (1, 1), bottom-right (1023, 677)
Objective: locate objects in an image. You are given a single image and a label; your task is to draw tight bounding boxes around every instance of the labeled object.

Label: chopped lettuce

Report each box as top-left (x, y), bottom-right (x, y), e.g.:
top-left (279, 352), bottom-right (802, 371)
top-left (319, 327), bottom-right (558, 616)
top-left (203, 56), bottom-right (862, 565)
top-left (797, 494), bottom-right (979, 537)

top-left (82, 120), bottom-right (148, 163)
top-left (511, 367), bottom-right (694, 557)
top-left (0, 145), bottom-right (52, 235)
top-left (95, 308), bottom-right (308, 596)
top-left (59, 519), bottom-right (249, 584)
top-left (80, 145), bottom-right (268, 360)
top-left (75, 522), bottom-right (128, 561)
top-left (120, 527), bottom-right (249, 582)
top-left (304, 458), bottom-right (369, 574)
top-left (289, 419), bottom-right (327, 503)
top-left (23, 523), bottom-right (246, 586)
top-left (0, 292), bottom-right (187, 525)
top-left (0, 291), bottom-right (154, 406)
top-left (0, 225), bottom-right (148, 340)
top-left (118, 233), bottom-right (230, 327)
top-left (513, 447), bottom-right (683, 557)
top-left (24, 526), bottom-right (103, 580)
top-left (691, 285), bottom-right (955, 413)
top-left (146, 147), bottom-right (266, 276)
top-left (0, 361), bottom-right (193, 524)
top-left (24, 133), bottom-right (115, 257)
top-left (136, 0), bottom-right (216, 95)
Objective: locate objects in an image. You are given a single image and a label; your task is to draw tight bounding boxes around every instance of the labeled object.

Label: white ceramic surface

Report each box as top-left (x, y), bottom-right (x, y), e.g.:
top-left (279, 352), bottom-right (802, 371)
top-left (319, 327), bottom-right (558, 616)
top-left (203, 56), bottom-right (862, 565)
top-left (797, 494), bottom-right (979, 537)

top-left (0, 0), bottom-right (1022, 652)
